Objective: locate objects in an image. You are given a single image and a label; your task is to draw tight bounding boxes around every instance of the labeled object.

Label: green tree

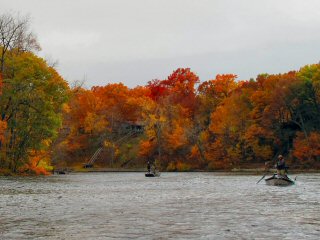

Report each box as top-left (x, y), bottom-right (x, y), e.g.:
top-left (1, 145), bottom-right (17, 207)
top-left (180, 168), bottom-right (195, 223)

top-left (0, 51), bottom-right (68, 172)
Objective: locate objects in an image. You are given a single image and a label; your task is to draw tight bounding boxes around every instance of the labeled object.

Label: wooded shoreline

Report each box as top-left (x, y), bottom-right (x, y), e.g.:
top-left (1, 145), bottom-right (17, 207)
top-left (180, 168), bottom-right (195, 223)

top-left (42, 167), bottom-right (320, 174)
top-left (1, 13), bottom-right (319, 176)
top-left (71, 168), bottom-right (320, 173)
top-left (2, 167), bottom-right (319, 176)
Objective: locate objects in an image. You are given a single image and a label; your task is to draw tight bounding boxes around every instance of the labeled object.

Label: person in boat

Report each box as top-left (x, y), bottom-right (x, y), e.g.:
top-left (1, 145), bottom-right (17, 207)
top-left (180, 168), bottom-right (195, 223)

top-left (275, 155), bottom-right (287, 176)
top-left (147, 160), bottom-right (151, 173)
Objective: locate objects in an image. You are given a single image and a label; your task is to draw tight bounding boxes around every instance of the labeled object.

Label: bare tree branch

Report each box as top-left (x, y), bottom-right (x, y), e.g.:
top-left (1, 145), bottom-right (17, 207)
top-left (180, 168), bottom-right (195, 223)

top-left (0, 12), bottom-right (41, 74)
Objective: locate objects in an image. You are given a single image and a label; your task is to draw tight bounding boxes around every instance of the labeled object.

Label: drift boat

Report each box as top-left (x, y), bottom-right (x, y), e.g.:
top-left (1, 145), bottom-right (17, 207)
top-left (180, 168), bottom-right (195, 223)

top-left (265, 174), bottom-right (295, 186)
top-left (145, 171), bottom-right (161, 177)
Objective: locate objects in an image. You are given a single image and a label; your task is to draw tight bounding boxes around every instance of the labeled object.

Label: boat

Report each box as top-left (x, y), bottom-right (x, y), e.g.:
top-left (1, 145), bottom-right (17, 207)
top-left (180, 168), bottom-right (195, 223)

top-left (265, 174), bottom-right (295, 186)
top-left (145, 171), bottom-right (161, 177)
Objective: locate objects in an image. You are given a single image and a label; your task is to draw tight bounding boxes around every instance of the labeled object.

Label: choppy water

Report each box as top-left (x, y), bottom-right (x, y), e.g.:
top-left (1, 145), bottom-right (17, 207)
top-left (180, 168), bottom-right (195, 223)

top-left (0, 172), bottom-right (319, 240)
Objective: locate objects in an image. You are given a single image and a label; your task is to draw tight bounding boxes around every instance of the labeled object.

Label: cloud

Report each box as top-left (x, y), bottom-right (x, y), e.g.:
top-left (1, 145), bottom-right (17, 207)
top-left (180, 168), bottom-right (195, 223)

top-left (40, 31), bottom-right (100, 49)
top-left (1, 0), bottom-right (320, 86)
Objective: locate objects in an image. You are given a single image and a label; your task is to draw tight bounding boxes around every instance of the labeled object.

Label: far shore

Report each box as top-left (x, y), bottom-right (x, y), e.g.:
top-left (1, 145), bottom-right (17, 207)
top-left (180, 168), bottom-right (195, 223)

top-left (1, 167), bottom-right (319, 177)
top-left (54, 167), bottom-right (320, 174)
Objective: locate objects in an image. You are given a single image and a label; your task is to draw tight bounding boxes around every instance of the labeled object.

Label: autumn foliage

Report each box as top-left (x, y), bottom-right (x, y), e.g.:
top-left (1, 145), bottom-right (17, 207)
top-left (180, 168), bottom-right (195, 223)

top-left (1, 13), bottom-right (319, 175)
top-left (0, 49), bottom-right (68, 174)
top-left (1, 55), bottom-right (320, 173)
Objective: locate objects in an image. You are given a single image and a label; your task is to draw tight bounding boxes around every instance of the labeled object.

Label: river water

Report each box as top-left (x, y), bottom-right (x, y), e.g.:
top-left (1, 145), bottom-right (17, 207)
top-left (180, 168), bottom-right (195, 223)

top-left (0, 172), bottom-right (319, 239)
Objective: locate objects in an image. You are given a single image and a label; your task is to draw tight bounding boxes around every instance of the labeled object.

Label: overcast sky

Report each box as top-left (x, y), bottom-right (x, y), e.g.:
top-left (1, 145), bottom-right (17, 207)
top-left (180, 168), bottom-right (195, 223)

top-left (1, 0), bottom-right (320, 87)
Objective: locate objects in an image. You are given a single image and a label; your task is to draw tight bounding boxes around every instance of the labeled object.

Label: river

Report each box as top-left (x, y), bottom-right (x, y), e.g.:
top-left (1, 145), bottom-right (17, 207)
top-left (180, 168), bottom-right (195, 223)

top-left (0, 172), bottom-right (319, 239)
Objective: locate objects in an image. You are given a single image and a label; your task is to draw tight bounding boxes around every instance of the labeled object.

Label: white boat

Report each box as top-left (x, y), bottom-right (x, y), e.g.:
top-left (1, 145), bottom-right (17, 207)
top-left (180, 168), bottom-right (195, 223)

top-left (265, 174), bottom-right (295, 186)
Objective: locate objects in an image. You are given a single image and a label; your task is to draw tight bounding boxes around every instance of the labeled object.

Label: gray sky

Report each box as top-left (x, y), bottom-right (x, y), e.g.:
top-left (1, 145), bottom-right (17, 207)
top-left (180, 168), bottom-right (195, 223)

top-left (1, 0), bottom-right (320, 87)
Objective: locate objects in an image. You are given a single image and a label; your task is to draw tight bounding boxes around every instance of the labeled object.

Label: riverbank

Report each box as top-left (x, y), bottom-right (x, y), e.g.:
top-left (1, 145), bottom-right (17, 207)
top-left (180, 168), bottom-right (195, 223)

top-left (2, 167), bottom-right (319, 176)
top-left (67, 167), bottom-right (320, 174)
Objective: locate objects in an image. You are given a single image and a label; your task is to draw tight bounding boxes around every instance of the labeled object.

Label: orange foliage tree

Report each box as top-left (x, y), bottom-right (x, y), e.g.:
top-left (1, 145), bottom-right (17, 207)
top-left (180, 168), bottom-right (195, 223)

top-left (293, 132), bottom-right (320, 168)
top-left (52, 83), bottom-right (151, 167)
top-left (51, 64), bottom-right (320, 171)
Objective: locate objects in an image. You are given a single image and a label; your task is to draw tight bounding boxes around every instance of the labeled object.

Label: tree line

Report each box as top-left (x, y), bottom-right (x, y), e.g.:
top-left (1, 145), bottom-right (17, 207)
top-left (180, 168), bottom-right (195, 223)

top-left (1, 13), bottom-right (319, 174)
top-left (55, 65), bottom-right (320, 171)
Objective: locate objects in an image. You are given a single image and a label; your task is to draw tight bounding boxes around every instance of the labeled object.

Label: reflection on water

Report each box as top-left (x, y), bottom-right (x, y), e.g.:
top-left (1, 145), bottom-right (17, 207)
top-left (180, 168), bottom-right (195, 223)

top-left (0, 173), bottom-right (319, 239)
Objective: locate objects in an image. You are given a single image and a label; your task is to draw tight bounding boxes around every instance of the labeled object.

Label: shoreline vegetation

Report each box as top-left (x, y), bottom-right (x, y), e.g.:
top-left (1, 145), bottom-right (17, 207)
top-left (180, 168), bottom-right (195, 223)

top-left (71, 168), bottom-right (320, 174)
top-left (2, 167), bottom-right (319, 177)
top-left (1, 13), bottom-right (320, 176)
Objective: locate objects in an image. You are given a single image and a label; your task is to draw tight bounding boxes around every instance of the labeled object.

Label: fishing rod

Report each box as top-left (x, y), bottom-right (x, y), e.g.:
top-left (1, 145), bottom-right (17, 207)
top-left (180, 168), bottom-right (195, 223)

top-left (256, 153), bottom-right (280, 184)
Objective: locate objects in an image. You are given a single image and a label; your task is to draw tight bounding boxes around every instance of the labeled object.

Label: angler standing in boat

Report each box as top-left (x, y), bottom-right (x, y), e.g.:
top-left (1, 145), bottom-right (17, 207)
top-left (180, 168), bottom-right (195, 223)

top-left (275, 155), bottom-right (287, 176)
top-left (145, 158), bottom-right (161, 177)
top-left (260, 154), bottom-right (295, 186)
top-left (257, 154), bottom-right (295, 186)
